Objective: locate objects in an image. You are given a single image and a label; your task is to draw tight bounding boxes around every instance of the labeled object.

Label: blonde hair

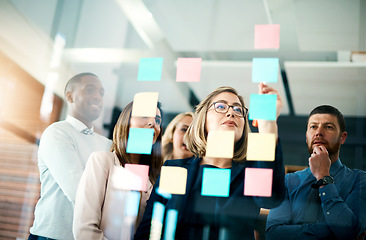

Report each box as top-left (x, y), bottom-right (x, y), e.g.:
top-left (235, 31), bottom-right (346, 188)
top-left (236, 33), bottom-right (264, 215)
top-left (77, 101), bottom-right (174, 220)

top-left (184, 86), bottom-right (249, 162)
top-left (110, 102), bottom-right (163, 184)
top-left (162, 112), bottom-right (194, 161)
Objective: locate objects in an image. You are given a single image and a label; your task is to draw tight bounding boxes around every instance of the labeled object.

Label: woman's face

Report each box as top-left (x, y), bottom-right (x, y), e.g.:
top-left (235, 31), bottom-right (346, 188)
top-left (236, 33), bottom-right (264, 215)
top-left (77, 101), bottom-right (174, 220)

top-left (205, 92), bottom-right (245, 143)
top-left (130, 108), bottom-right (162, 144)
top-left (172, 115), bottom-right (194, 159)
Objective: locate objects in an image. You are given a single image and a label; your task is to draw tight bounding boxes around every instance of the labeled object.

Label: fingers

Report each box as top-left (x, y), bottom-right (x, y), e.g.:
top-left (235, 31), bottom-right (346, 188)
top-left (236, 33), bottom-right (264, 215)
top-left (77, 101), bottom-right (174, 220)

top-left (258, 82), bottom-right (279, 95)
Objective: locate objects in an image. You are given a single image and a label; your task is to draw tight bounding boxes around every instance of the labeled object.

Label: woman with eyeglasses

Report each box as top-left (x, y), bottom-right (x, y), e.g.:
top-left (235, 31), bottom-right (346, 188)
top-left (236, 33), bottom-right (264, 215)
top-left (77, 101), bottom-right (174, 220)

top-left (134, 84), bottom-right (285, 240)
top-left (73, 101), bottom-right (163, 240)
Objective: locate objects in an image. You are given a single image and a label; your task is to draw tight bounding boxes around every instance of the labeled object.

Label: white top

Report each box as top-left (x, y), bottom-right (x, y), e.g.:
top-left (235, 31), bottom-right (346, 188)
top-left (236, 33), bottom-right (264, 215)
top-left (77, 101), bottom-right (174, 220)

top-left (73, 151), bottom-right (153, 240)
top-left (30, 116), bottom-right (112, 240)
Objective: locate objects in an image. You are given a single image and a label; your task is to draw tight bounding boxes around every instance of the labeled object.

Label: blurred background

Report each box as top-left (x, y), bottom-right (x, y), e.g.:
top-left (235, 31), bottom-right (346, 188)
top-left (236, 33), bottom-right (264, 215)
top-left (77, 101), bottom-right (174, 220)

top-left (0, 0), bottom-right (365, 239)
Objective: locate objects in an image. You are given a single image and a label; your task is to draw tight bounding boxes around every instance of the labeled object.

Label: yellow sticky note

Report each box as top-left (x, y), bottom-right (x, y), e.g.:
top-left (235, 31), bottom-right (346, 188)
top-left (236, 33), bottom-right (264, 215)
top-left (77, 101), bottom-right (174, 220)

top-left (159, 166), bottom-right (187, 195)
top-left (247, 133), bottom-right (276, 161)
top-left (205, 131), bottom-right (235, 158)
top-left (131, 92), bottom-right (159, 117)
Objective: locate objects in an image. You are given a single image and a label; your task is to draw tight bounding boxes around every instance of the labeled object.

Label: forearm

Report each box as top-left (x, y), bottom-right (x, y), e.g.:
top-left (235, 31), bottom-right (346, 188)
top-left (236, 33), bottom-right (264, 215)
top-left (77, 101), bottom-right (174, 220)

top-left (320, 184), bottom-right (364, 238)
top-left (258, 120), bottom-right (278, 140)
top-left (266, 223), bottom-right (334, 240)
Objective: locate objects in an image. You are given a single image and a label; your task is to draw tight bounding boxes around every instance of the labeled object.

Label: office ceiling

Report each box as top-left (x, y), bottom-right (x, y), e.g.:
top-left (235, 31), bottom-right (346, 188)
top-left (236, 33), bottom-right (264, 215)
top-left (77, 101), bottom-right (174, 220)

top-left (0, 0), bottom-right (365, 129)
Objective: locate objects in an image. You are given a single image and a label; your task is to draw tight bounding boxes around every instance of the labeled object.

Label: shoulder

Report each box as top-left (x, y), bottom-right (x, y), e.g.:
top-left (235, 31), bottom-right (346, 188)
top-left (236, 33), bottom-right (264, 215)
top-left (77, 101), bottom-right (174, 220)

top-left (87, 151), bottom-right (116, 168)
top-left (163, 156), bottom-right (198, 167)
top-left (285, 168), bottom-right (311, 186)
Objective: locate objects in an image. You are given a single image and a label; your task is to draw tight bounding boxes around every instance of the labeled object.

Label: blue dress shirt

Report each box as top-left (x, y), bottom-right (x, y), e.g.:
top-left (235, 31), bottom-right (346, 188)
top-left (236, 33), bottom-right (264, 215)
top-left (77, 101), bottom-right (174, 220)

top-left (266, 159), bottom-right (366, 240)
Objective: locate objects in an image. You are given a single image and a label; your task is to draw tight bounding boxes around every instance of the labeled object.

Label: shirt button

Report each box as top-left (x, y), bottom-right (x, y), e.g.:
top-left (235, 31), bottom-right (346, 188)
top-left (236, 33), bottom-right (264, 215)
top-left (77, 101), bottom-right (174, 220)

top-left (327, 212), bottom-right (330, 215)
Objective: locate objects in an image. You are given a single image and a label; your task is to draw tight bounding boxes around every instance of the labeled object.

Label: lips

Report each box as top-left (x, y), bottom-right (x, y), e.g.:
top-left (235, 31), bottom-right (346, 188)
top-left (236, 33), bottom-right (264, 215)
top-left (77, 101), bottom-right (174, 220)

top-left (312, 139), bottom-right (327, 146)
top-left (222, 120), bottom-right (237, 127)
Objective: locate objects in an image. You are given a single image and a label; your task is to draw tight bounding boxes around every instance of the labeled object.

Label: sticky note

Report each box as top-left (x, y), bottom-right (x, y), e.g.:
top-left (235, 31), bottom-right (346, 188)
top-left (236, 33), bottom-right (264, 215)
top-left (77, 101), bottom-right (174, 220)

top-left (176, 58), bottom-right (202, 82)
top-left (201, 168), bottom-right (230, 197)
top-left (205, 131), bottom-right (235, 158)
top-left (150, 202), bottom-right (165, 240)
top-left (126, 128), bottom-right (154, 154)
top-left (163, 209), bottom-right (178, 240)
top-left (111, 166), bottom-right (142, 190)
top-left (247, 133), bottom-right (276, 161)
top-left (252, 58), bottom-right (279, 83)
top-left (131, 92), bottom-right (159, 117)
top-left (125, 164), bottom-right (149, 191)
top-left (124, 191), bottom-right (141, 217)
top-left (159, 166), bottom-right (187, 195)
top-left (249, 94), bottom-right (277, 121)
top-left (156, 187), bottom-right (172, 199)
top-left (254, 24), bottom-right (280, 49)
top-left (244, 168), bottom-right (273, 197)
top-left (137, 58), bottom-right (163, 81)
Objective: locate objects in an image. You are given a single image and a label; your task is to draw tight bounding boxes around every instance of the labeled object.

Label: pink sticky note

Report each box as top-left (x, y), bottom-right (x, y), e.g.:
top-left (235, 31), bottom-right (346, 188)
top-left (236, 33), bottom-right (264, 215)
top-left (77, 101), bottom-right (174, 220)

top-left (244, 168), bottom-right (273, 197)
top-left (125, 164), bottom-right (149, 191)
top-left (176, 58), bottom-right (202, 82)
top-left (254, 24), bottom-right (280, 49)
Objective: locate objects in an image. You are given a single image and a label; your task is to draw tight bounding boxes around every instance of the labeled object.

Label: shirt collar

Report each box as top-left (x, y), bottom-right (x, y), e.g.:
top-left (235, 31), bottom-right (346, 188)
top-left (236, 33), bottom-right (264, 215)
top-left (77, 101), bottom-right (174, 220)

top-left (330, 158), bottom-right (343, 176)
top-left (66, 115), bottom-right (94, 133)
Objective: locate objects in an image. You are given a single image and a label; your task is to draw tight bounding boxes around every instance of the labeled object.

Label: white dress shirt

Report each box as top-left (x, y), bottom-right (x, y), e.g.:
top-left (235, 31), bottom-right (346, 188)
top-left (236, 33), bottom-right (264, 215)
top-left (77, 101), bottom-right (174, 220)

top-left (30, 116), bottom-right (112, 240)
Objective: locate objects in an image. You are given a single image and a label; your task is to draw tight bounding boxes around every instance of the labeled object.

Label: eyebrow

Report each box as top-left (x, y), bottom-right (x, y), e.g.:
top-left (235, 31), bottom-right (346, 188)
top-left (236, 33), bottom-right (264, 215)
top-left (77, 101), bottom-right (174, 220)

top-left (215, 100), bottom-right (242, 106)
top-left (309, 121), bottom-right (337, 127)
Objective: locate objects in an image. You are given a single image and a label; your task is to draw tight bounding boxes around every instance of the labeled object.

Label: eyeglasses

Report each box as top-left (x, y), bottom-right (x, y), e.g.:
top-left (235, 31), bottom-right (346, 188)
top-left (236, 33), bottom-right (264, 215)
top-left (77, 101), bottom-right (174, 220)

top-left (209, 102), bottom-right (248, 118)
top-left (154, 116), bottom-right (162, 126)
top-left (136, 116), bottom-right (162, 126)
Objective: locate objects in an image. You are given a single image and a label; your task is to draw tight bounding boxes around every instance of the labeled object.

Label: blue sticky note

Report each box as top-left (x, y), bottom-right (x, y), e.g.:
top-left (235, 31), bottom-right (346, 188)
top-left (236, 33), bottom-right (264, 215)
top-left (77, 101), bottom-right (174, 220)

top-left (249, 94), bottom-right (277, 121)
top-left (201, 168), bottom-right (230, 197)
top-left (124, 191), bottom-right (141, 217)
top-left (152, 202), bottom-right (165, 223)
top-left (137, 58), bottom-right (163, 81)
top-left (252, 58), bottom-right (279, 83)
top-left (163, 209), bottom-right (178, 240)
top-left (126, 128), bottom-right (154, 154)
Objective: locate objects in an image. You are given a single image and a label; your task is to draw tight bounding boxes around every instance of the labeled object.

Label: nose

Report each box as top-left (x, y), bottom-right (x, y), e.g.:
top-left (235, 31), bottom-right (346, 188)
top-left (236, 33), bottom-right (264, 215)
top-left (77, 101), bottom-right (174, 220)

top-left (226, 107), bottom-right (235, 117)
top-left (147, 117), bottom-right (155, 128)
top-left (315, 126), bottom-right (324, 137)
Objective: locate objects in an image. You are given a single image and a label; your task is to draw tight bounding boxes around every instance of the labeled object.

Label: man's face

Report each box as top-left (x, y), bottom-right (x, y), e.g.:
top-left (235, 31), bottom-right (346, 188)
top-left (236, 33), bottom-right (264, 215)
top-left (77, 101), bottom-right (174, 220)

top-left (68, 75), bottom-right (104, 124)
top-left (306, 113), bottom-right (346, 157)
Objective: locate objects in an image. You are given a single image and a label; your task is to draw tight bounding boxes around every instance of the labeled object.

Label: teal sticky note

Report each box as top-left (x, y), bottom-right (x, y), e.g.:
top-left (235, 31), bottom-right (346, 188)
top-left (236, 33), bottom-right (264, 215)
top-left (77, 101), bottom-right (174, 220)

top-left (152, 202), bottom-right (165, 223)
top-left (126, 128), bottom-right (154, 154)
top-left (249, 94), bottom-right (277, 121)
top-left (137, 58), bottom-right (163, 81)
top-left (124, 191), bottom-right (141, 217)
top-left (163, 209), bottom-right (178, 240)
top-left (252, 58), bottom-right (279, 83)
top-left (201, 168), bottom-right (230, 197)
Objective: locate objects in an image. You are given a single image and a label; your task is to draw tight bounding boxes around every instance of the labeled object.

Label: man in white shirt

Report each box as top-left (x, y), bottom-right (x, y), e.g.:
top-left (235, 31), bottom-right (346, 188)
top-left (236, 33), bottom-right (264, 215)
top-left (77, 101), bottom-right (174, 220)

top-left (29, 73), bottom-right (112, 240)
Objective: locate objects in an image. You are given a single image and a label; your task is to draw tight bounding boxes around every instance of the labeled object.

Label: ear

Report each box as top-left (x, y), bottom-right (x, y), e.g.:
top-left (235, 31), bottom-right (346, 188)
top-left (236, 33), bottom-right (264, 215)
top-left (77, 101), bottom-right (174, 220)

top-left (340, 131), bottom-right (347, 145)
top-left (66, 91), bottom-right (74, 104)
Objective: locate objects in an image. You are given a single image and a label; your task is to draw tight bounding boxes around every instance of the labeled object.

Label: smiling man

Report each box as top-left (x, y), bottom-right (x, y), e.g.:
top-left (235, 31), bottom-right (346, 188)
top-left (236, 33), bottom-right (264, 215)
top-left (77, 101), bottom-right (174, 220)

top-left (266, 105), bottom-right (366, 240)
top-left (28, 73), bottom-right (112, 240)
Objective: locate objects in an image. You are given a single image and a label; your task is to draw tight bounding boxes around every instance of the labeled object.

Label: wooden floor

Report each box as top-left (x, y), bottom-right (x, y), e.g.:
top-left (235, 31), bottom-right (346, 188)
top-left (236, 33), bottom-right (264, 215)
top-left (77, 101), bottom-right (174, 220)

top-left (0, 127), bottom-right (40, 240)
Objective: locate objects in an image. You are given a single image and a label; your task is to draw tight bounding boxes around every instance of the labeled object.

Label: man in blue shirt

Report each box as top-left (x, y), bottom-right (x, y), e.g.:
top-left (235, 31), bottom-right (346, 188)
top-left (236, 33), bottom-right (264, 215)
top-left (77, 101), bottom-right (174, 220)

top-left (266, 105), bottom-right (366, 239)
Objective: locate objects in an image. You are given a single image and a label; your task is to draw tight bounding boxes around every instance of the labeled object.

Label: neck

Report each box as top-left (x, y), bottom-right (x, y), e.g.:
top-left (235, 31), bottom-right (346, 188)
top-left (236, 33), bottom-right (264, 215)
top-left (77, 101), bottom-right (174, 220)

top-left (201, 157), bottom-right (232, 168)
top-left (129, 154), bottom-right (141, 164)
top-left (329, 152), bottom-right (339, 164)
top-left (70, 113), bottom-right (93, 128)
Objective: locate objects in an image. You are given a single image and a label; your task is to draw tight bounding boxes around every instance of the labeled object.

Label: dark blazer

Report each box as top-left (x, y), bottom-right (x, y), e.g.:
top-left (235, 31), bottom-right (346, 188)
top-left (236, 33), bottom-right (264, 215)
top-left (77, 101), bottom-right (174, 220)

top-left (135, 143), bottom-right (285, 240)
